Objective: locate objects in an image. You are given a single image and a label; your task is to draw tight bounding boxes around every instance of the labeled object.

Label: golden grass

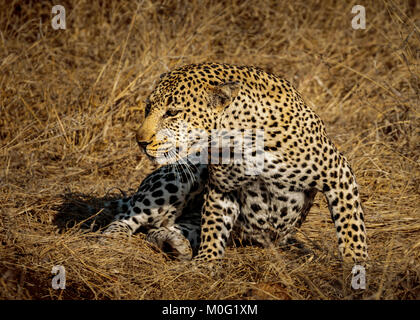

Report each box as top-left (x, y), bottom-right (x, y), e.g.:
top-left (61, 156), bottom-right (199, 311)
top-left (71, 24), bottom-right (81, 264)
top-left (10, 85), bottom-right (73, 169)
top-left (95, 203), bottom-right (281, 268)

top-left (0, 0), bottom-right (419, 299)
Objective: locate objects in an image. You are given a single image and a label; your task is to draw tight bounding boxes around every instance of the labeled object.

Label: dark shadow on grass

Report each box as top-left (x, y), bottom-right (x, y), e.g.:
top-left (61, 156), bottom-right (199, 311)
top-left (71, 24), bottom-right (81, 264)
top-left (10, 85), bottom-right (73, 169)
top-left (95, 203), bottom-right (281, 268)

top-left (53, 192), bottom-right (118, 233)
top-left (52, 191), bottom-right (152, 238)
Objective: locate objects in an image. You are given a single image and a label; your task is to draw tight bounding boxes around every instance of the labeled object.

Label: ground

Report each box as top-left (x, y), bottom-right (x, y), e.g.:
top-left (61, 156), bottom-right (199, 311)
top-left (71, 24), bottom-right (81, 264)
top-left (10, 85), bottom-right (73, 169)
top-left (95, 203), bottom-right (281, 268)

top-left (0, 0), bottom-right (419, 299)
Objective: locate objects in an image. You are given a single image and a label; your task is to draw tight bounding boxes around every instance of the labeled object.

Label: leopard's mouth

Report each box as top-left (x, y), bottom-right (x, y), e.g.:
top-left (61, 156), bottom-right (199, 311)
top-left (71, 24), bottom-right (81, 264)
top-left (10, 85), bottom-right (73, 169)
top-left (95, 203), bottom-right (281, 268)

top-left (145, 143), bottom-right (209, 165)
top-left (138, 138), bottom-right (175, 163)
top-left (142, 144), bottom-right (182, 165)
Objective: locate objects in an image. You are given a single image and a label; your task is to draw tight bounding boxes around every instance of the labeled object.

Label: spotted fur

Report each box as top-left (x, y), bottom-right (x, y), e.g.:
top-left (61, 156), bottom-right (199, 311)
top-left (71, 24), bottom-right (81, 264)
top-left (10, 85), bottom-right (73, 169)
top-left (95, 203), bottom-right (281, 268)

top-left (102, 161), bottom-right (206, 260)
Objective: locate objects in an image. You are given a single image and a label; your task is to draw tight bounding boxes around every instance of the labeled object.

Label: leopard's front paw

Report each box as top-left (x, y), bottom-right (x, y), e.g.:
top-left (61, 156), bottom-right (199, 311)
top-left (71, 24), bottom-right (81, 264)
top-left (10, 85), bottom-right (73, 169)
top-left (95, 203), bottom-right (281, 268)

top-left (147, 227), bottom-right (193, 261)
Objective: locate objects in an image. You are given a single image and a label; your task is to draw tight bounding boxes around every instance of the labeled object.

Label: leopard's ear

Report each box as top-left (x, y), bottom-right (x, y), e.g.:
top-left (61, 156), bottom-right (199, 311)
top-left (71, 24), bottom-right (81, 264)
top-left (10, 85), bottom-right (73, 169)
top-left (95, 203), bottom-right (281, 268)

top-left (208, 81), bottom-right (240, 112)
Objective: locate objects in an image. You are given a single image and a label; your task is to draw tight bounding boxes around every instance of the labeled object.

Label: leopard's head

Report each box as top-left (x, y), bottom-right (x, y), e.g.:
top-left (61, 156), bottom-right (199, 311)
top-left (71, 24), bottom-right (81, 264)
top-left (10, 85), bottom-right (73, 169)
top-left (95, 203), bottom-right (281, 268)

top-left (136, 64), bottom-right (240, 164)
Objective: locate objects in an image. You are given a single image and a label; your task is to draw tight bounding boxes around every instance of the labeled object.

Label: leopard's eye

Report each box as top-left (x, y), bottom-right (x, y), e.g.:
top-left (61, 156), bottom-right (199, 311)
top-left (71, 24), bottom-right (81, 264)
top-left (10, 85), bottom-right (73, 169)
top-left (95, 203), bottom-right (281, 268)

top-left (165, 109), bottom-right (182, 117)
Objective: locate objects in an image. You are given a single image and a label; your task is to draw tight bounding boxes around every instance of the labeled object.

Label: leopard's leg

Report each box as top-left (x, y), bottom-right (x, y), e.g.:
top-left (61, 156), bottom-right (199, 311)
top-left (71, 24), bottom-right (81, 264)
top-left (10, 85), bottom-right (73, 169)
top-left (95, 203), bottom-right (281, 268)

top-left (101, 164), bottom-right (202, 238)
top-left (291, 188), bottom-right (318, 229)
top-left (321, 155), bottom-right (368, 263)
top-left (176, 196), bottom-right (203, 255)
top-left (102, 212), bottom-right (144, 239)
top-left (194, 184), bottom-right (240, 261)
top-left (146, 225), bottom-right (194, 260)
top-left (291, 137), bottom-right (367, 262)
top-left (176, 222), bottom-right (201, 255)
top-left (272, 128), bottom-right (368, 263)
top-left (145, 217), bottom-right (201, 260)
top-left (101, 188), bottom-right (180, 241)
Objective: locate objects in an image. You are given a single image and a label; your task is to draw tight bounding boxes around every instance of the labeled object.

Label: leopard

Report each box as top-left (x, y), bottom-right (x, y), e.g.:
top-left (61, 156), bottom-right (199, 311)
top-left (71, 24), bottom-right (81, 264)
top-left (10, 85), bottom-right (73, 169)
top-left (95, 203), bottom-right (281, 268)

top-left (104, 62), bottom-right (368, 263)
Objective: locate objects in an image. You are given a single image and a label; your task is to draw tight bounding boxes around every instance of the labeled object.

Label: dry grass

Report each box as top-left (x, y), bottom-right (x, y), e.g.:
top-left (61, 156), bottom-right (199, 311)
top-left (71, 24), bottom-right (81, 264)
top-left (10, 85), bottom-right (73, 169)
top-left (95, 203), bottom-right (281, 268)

top-left (0, 0), bottom-right (419, 300)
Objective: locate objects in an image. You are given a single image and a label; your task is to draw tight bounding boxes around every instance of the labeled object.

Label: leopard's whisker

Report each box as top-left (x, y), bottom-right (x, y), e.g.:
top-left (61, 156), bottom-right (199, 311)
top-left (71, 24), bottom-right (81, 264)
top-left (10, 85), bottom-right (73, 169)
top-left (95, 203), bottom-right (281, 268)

top-left (170, 150), bottom-right (183, 186)
top-left (178, 155), bottom-right (196, 187)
